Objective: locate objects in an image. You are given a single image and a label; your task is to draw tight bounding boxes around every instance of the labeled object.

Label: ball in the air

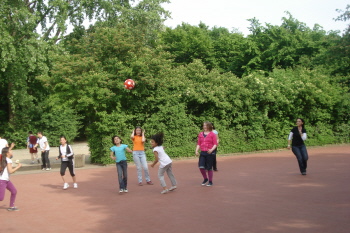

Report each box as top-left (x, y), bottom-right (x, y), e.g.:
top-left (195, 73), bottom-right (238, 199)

top-left (124, 79), bottom-right (135, 90)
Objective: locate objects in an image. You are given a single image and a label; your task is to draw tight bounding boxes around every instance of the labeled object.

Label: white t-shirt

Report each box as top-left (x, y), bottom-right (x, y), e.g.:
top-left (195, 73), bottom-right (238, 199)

top-left (0, 138), bottom-right (8, 154)
top-left (153, 146), bottom-right (172, 168)
top-left (59, 145), bottom-right (74, 162)
top-left (37, 136), bottom-right (50, 151)
top-left (0, 157), bottom-right (11, 181)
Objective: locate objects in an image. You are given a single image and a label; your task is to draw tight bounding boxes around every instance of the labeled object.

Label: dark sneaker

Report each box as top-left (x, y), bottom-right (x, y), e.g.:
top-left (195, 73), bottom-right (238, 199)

top-left (206, 182), bottom-right (213, 187)
top-left (7, 207), bottom-right (19, 211)
top-left (201, 179), bottom-right (208, 186)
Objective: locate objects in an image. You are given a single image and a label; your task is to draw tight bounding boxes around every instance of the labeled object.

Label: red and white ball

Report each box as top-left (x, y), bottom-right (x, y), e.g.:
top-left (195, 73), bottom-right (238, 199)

top-left (124, 79), bottom-right (135, 90)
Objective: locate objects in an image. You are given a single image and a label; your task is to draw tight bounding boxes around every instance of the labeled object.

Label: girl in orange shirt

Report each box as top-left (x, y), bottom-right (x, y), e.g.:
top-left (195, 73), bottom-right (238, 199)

top-left (131, 127), bottom-right (153, 185)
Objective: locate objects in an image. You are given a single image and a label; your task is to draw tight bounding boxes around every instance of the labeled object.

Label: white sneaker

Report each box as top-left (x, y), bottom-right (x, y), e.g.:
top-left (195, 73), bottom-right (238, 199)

top-left (160, 189), bottom-right (169, 194)
top-left (169, 186), bottom-right (177, 191)
top-left (123, 189), bottom-right (128, 193)
top-left (119, 189), bottom-right (124, 193)
top-left (46, 168), bottom-right (51, 171)
top-left (73, 183), bottom-right (78, 188)
top-left (63, 183), bottom-right (69, 190)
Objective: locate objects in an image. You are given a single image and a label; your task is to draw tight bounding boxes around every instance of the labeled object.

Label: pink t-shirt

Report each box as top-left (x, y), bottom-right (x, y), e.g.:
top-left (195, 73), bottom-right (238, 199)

top-left (197, 131), bottom-right (218, 152)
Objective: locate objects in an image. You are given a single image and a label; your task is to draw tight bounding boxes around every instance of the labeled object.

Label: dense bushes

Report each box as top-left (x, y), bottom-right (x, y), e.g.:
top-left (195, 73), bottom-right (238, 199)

top-left (1, 4), bottom-right (349, 164)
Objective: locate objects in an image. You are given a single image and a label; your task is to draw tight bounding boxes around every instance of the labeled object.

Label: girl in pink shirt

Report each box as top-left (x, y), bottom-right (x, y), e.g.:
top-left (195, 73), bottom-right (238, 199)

top-left (195, 121), bottom-right (218, 187)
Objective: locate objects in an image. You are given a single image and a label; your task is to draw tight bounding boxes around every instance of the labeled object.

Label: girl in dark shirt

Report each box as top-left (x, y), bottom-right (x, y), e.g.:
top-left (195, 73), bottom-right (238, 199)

top-left (287, 118), bottom-right (309, 175)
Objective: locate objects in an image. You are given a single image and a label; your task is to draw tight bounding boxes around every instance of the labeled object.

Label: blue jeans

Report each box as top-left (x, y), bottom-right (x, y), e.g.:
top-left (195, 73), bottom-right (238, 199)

top-left (132, 151), bottom-right (151, 183)
top-left (292, 145), bottom-right (308, 173)
top-left (116, 160), bottom-right (128, 190)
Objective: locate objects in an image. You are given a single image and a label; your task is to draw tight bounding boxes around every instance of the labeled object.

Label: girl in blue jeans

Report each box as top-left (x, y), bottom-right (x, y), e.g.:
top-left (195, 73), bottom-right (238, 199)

top-left (287, 118), bottom-right (309, 175)
top-left (130, 127), bottom-right (153, 185)
top-left (110, 136), bottom-right (132, 193)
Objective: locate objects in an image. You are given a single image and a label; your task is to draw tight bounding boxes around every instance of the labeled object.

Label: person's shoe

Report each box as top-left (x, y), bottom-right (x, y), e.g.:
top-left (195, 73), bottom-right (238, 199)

top-left (147, 181), bottom-right (154, 185)
top-left (169, 186), bottom-right (177, 191)
top-left (302, 172), bottom-right (307, 175)
top-left (63, 183), bottom-right (69, 190)
top-left (206, 182), bottom-right (213, 187)
top-left (119, 189), bottom-right (124, 193)
top-left (214, 169), bottom-right (218, 172)
top-left (37, 159), bottom-right (40, 164)
top-left (7, 207), bottom-right (19, 211)
top-left (31, 161), bottom-right (35, 164)
top-left (201, 179), bottom-right (208, 186)
top-left (138, 182), bottom-right (143, 186)
top-left (73, 183), bottom-right (78, 188)
top-left (46, 168), bottom-right (51, 171)
top-left (160, 189), bottom-right (169, 194)
top-left (124, 189), bottom-right (128, 193)
top-left (42, 168), bottom-right (46, 171)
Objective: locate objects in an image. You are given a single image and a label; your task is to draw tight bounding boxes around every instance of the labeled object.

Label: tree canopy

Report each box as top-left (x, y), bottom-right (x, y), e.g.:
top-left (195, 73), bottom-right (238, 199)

top-left (0, 1), bottom-right (349, 164)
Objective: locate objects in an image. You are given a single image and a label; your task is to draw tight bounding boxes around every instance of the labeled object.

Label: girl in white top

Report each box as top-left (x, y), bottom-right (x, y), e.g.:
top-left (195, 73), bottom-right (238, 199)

top-left (56, 136), bottom-right (77, 189)
top-left (0, 147), bottom-right (22, 211)
top-left (150, 133), bottom-right (177, 194)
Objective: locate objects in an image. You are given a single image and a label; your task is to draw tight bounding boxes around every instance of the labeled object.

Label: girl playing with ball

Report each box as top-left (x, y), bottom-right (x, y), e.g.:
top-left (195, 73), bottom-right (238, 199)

top-left (56, 136), bottom-right (78, 190)
top-left (110, 136), bottom-right (133, 193)
top-left (150, 133), bottom-right (177, 194)
top-left (131, 127), bottom-right (153, 186)
top-left (0, 147), bottom-right (22, 211)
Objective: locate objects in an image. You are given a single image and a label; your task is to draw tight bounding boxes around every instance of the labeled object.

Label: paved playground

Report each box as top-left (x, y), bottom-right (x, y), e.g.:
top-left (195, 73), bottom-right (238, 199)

top-left (2, 144), bottom-right (350, 233)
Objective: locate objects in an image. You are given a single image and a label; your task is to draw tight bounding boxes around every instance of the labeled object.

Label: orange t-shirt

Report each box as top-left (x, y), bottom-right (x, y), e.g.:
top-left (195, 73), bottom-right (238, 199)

top-left (132, 135), bottom-right (144, 151)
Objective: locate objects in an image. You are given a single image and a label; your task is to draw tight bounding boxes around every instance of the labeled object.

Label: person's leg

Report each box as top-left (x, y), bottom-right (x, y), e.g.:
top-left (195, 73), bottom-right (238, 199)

top-left (132, 151), bottom-right (143, 183)
top-left (165, 163), bottom-right (177, 187)
top-left (116, 163), bottom-right (124, 190)
top-left (292, 146), bottom-right (305, 174)
top-left (300, 145), bottom-right (309, 172)
top-left (41, 151), bottom-right (46, 169)
top-left (158, 166), bottom-right (167, 188)
top-left (213, 149), bottom-right (218, 171)
top-left (122, 161), bottom-right (128, 190)
top-left (206, 155), bottom-right (215, 185)
top-left (199, 153), bottom-right (208, 182)
top-left (139, 152), bottom-right (152, 183)
top-left (6, 181), bottom-right (17, 207)
top-left (60, 161), bottom-right (68, 183)
top-left (45, 151), bottom-right (51, 168)
top-left (30, 153), bottom-right (34, 163)
top-left (67, 159), bottom-right (77, 184)
top-left (0, 180), bottom-right (7, 202)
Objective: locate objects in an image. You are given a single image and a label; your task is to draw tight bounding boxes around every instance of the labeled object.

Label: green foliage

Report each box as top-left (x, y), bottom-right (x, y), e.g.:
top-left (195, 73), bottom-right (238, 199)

top-left (1, 4), bottom-right (349, 163)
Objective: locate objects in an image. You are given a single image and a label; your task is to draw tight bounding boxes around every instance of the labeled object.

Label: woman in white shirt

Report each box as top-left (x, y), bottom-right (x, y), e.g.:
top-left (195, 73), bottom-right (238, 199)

top-left (0, 147), bottom-right (22, 211)
top-left (56, 136), bottom-right (77, 190)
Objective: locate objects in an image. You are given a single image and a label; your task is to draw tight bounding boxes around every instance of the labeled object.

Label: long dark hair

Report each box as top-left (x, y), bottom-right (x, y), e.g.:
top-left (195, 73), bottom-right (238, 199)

top-left (0, 147), bottom-right (9, 175)
top-left (151, 132), bottom-right (164, 146)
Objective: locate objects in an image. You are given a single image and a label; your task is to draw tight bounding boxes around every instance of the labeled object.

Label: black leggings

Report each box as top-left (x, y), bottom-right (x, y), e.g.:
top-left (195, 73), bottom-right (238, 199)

top-left (60, 160), bottom-right (75, 176)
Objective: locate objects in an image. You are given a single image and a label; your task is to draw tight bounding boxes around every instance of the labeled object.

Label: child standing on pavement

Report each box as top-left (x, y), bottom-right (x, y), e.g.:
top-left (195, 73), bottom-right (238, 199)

top-left (56, 136), bottom-right (78, 190)
top-left (110, 136), bottom-right (132, 193)
top-left (131, 127), bottom-right (153, 186)
top-left (150, 133), bottom-right (177, 194)
top-left (0, 147), bottom-right (22, 211)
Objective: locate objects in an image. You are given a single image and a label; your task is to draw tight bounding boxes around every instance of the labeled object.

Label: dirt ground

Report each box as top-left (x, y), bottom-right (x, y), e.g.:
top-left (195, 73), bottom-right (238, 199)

top-left (2, 144), bottom-right (350, 233)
